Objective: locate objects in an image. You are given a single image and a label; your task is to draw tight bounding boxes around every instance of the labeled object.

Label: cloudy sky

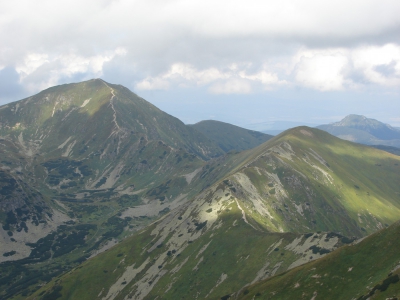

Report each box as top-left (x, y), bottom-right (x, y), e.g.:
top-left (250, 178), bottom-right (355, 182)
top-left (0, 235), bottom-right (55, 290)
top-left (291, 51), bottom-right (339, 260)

top-left (1, 0), bottom-right (400, 129)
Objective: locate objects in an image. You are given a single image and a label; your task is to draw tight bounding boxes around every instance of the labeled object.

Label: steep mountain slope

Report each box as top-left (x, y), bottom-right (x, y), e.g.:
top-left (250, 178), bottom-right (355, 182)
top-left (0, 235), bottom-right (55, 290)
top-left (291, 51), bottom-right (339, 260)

top-left (317, 114), bottom-right (400, 147)
top-left (218, 127), bottom-right (400, 237)
top-left (238, 220), bottom-right (400, 300)
top-left (0, 79), bottom-right (227, 260)
top-left (24, 127), bottom-right (400, 300)
top-left (190, 120), bottom-right (273, 152)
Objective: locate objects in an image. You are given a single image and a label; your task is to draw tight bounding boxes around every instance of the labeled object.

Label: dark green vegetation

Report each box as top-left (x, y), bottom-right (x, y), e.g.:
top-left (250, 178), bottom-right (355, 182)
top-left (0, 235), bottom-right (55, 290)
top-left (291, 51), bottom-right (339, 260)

top-left (318, 114), bottom-right (400, 147)
top-left (1, 80), bottom-right (400, 299)
top-left (239, 221), bottom-right (400, 300)
top-left (0, 169), bottom-right (49, 231)
top-left (190, 120), bottom-right (273, 152)
top-left (0, 223), bottom-right (96, 299)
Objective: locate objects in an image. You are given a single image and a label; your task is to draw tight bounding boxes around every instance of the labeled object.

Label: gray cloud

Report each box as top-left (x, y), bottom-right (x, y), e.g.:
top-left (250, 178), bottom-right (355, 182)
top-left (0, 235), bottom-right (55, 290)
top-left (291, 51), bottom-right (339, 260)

top-left (374, 61), bottom-right (398, 78)
top-left (2, 1), bottom-right (400, 67)
top-left (0, 0), bottom-right (399, 127)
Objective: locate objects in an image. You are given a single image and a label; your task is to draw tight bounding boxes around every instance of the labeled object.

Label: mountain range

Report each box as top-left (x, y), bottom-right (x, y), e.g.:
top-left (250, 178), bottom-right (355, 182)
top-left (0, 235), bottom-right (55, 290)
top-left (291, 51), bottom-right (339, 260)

top-left (317, 114), bottom-right (400, 148)
top-left (0, 80), bottom-right (400, 299)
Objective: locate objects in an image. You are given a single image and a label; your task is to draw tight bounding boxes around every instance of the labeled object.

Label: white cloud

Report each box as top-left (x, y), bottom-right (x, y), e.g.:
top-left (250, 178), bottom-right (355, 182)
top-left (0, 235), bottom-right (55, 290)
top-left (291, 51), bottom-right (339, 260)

top-left (294, 49), bottom-right (349, 91)
top-left (239, 70), bottom-right (286, 88)
top-left (136, 78), bottom-right (170, 90)
top-left (208, 79), bottom-right (253, 94)
top-left (16, 53), bottom-right (50, 79)
top-left (163, 63), bottom-right (229, 85)
top-left (135, 63), bottom-right (228, 91)
top-left (15, 48), bottom-right (127, 93)
top-left (135, 63), bottom-right (284, 93)
top-left (292, 44), bottom-right (400, 91)
top-left (135, 44), bottom-right (400, 94)
top-left (351, 44), bottom-right (400, 86)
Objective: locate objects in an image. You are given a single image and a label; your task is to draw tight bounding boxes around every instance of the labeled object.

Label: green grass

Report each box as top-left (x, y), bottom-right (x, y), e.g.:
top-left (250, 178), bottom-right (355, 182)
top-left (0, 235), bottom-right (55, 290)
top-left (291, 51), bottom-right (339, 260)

top-left (227, 127), bottom-right (400, 236)
top-left (239, 221), bottom-right (400, 300)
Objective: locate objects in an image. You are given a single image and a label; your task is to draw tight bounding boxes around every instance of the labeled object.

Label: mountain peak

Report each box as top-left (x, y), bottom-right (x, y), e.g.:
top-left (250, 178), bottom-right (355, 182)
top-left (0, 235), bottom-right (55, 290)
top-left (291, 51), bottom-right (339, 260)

top-left (335, 114), bottom-right (381, 127)
top-left (0, 79), bottom-right (224, 161)
top-left (316, 114), bottom-right (400, 145)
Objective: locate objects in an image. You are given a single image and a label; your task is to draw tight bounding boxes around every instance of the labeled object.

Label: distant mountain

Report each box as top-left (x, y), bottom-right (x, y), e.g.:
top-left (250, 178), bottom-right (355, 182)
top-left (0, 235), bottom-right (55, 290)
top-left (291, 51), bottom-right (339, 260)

top-left (317, 114), bottom-right (400, 147)
top-left (190, 120), bottom-right (273, 152)
top-left (238, 220), bottom-right (400, 300)
top-left (26, 127), bottom-right (400, 300)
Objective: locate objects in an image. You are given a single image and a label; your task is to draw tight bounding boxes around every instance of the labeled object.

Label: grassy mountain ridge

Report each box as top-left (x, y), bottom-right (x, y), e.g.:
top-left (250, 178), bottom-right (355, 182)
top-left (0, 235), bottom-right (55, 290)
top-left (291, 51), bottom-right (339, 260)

top-left (213, 126), bottom-right (400, 236)
top-left (190, 120), bottom-right (273, 152)
top-left (238, 220), bottom-right (400, 300)
top-left (23, 127), bottom-right (400, 300)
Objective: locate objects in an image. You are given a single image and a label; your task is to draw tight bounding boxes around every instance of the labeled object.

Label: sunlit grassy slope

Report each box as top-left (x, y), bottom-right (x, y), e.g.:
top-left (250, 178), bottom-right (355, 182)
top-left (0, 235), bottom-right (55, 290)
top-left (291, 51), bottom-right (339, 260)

top-left (201, 126), bottom-right (400, 237)
top-left (239, 220), bottom-right (400, 300)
